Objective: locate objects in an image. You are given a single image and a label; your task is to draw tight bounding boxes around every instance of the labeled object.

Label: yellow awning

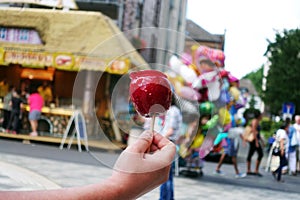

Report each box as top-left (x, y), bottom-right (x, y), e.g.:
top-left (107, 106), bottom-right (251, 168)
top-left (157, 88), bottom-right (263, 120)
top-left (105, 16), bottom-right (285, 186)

top-left (0, 7), bottom-right (148, 74)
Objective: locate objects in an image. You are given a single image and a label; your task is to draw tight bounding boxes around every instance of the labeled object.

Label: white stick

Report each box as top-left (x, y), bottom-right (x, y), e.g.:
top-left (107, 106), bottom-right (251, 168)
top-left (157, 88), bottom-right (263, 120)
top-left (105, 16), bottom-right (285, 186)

top-left (147, 115), bottom-right (156, 153)
top-left (150, 115), bottom-right (156, 136)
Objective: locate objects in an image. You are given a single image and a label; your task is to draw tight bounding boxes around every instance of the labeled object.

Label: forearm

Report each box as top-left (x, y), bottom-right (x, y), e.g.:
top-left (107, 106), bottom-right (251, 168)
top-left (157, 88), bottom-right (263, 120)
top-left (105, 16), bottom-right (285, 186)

top-left (253, 131), bottom-right (258, 142)
top-left (0, 177), bottom-right (120, 200)
top-left (280, 140), bottom-right (285, 155)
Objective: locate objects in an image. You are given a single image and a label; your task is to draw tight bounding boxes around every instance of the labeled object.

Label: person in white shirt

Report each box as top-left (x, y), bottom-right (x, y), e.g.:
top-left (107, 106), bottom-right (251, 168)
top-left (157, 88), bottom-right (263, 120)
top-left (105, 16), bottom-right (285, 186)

top-left (293, 115), bottom-right (300, 172)
top-left (273, 123), bottom-right (289, 182)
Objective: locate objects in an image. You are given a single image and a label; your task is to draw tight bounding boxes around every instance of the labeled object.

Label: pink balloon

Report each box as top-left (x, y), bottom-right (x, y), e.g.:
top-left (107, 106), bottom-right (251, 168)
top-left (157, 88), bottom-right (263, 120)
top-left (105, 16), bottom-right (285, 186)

top-left (195, 45), bottom-right (225, 67)
top-left (228, 73), bottom-right (239, 83)
top-left (181, 53), bottom-right (193, 65)
top-left (180, 86), bottom-right (201, 101)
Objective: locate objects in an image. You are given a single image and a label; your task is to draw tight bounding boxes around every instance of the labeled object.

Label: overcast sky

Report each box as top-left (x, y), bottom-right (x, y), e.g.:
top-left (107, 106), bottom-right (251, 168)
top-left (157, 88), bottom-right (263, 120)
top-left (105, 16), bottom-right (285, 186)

top-left (186, 0), bottom-right (300, 79)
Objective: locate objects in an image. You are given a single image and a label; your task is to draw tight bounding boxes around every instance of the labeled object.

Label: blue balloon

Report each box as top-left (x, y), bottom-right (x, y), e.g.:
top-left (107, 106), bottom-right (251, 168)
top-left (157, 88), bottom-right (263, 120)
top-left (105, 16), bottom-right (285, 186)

top-left (213, 132), bottom-right (228, 146)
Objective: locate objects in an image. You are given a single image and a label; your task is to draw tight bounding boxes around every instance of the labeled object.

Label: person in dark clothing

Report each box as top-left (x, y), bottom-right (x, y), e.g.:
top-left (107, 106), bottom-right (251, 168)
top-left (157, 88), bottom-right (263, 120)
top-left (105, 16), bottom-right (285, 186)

top-left (246, 111), bottom-right (264, 176)
top-left (6, 89), bottom-right (24, 134)
top-left (1, 85), bottom-right (15, 129)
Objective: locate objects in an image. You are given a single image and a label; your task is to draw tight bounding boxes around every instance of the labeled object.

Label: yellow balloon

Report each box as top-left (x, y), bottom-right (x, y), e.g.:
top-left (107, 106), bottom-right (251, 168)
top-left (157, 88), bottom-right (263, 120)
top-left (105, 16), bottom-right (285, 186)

top-left (190, 132), bottom-right (205, 149)
top-left (229, 86), bottom-right (240, 101)
top-left (176, 75), bottom-right (185, 84)
top-left (218, 107), bottom-right (231, 126)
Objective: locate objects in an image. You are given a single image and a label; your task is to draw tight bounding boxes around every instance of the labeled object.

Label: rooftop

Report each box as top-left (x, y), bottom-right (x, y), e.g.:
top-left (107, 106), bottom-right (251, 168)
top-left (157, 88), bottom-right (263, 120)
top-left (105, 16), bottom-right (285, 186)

top-left (185, 19), bottom-right (224, 43)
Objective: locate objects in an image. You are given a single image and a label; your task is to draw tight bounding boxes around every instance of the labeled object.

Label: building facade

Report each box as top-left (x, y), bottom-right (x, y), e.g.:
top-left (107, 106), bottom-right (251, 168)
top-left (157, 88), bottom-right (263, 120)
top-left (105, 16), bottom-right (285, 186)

top-left (138, 0), bottom-right (187, 67)
top-left (185, 19), bottom-right (225, 53)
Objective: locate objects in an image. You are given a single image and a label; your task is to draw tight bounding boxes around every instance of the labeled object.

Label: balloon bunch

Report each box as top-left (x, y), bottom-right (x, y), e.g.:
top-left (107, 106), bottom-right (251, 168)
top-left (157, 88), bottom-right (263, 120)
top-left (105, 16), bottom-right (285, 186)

top-left (166, 45), bottom-right (247, 159)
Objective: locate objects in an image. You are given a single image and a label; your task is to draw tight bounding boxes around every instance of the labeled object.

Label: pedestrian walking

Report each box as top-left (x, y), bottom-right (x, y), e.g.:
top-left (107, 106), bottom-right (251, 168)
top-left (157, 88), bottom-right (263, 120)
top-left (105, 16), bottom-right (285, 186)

top-left (214, 129), bottom-right (247, 178)
top-left (213, 101), bottom-right (247, 178)
top-left (246, 111), bottom-right (264, 177)
top-left (272, 122), bottom-right (289, 182)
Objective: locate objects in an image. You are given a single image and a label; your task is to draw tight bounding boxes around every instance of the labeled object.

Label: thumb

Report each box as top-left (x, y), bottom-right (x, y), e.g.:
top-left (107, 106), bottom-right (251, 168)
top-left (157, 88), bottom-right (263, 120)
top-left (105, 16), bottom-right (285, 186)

top-left (127, 130), bottom-right (153, 153)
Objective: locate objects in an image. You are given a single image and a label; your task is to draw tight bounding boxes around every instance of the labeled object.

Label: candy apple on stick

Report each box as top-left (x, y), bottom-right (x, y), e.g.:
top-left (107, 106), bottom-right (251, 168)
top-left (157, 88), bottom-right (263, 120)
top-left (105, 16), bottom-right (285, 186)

top-left (129, 70), bottom-right (172, 135)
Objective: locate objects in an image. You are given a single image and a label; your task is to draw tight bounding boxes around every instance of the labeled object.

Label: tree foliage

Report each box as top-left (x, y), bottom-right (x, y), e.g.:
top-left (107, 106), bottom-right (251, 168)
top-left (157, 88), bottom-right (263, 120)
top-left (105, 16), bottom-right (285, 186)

top-left (263, 29), bottom-right (300, 115)
top-left (242, 66), bottom-right (263, 97)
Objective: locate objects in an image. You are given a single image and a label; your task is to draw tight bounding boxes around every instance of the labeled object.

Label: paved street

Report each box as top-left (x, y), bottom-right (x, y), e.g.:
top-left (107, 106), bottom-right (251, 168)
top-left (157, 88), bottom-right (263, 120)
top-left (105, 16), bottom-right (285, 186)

top-left (0, 138), bottom-right (299, 199)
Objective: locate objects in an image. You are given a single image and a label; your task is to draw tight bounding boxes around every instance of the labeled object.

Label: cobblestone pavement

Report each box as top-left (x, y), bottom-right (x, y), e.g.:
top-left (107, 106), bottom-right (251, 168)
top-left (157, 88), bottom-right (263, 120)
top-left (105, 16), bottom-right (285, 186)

top-left (0, 151), bottom-right (299, 200)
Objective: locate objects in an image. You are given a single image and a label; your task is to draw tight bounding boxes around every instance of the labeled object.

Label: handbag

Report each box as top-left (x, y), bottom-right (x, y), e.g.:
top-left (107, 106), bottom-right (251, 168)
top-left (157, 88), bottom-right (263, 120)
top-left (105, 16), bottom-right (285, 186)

top-left (243, 125), bottom-right (254, 142)
top-left (272, 140), bottom-right (281, 156)
top-left (272, 145), bottom-right (280, 156)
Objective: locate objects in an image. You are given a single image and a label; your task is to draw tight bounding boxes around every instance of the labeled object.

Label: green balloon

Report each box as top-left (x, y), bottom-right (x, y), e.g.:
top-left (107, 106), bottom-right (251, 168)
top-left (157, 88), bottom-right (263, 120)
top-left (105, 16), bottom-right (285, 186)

top-left (199, 101), bottom-right (215, 115)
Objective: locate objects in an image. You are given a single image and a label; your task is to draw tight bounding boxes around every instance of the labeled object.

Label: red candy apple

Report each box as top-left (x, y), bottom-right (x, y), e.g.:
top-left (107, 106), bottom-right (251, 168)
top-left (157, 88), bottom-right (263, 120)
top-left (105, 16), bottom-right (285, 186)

top-left (129, 70), bottom-right (172, 117)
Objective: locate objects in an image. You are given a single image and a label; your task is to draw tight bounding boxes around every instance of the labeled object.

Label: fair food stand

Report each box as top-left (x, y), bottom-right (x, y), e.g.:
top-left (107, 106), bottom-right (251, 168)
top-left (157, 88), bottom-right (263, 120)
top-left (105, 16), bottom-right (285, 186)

top-left (0, 7), bottom-right (148, 146)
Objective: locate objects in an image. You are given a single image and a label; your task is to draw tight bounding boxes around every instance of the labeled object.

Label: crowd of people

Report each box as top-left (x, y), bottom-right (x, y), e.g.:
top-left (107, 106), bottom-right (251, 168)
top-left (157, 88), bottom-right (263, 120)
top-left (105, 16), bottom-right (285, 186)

top-left (126, 99), bottom-right (300, 200)
top-left (267, 115), bottom-right (300, 182)
top-left (0, 79), bottom-right (51, 136)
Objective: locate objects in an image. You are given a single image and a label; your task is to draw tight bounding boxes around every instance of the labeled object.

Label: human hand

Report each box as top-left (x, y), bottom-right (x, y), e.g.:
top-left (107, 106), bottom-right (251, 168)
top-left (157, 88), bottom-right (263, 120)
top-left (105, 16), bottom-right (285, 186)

top-left (111, 130), bottom-right (176, 199)
top-left (280, 149), bottom-right (285, 156)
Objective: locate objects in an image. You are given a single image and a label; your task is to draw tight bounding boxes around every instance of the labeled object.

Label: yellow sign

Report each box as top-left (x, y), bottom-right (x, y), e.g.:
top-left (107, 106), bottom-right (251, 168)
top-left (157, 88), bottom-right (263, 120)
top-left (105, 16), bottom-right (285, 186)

top-left (3, 50), bottom-right (52, 67)
top-left (53, 53), bottom-right (74, 70)
top-left (107, 58), bottom-right (130, 74)
top-left (0, 49), bottom-right (131, 74)
top-left (74, 56), bottom-right (106, 71)
top-left (74, 56), bottom-right (130, 74)
top-left (0, 47), bottom-right (4, 64)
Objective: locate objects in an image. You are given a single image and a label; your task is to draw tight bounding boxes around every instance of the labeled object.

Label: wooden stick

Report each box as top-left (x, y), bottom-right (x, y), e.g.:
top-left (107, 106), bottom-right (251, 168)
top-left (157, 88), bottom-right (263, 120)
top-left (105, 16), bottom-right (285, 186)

top-left (147, 115), bottom-right (156, 153)
top-left (150, 115), bottom-right (156, 136)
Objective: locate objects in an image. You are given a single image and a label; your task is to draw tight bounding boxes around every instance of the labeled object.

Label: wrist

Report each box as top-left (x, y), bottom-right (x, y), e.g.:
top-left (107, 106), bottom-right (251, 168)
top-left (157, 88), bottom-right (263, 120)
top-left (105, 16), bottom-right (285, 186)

top-left (97, 176), bottom-right (123, 200)
top-left (108, 172), bottom-right (138, 200)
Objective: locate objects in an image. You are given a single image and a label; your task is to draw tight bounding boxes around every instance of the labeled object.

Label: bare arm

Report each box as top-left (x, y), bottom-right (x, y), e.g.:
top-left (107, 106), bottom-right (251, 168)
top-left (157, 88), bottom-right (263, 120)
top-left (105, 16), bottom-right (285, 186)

top-left (239, 133), bottom-right (247, 147)
top-left (280, 137), bottom-right (285, 156)
top-left (0, 131), bottom-right (176, 200)
top-left (20, 102), bottom-right (24, 110)
top-left (251, 119), bottom-right (259, 146)
top-left (164, 128), bottom-right (174, 140)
